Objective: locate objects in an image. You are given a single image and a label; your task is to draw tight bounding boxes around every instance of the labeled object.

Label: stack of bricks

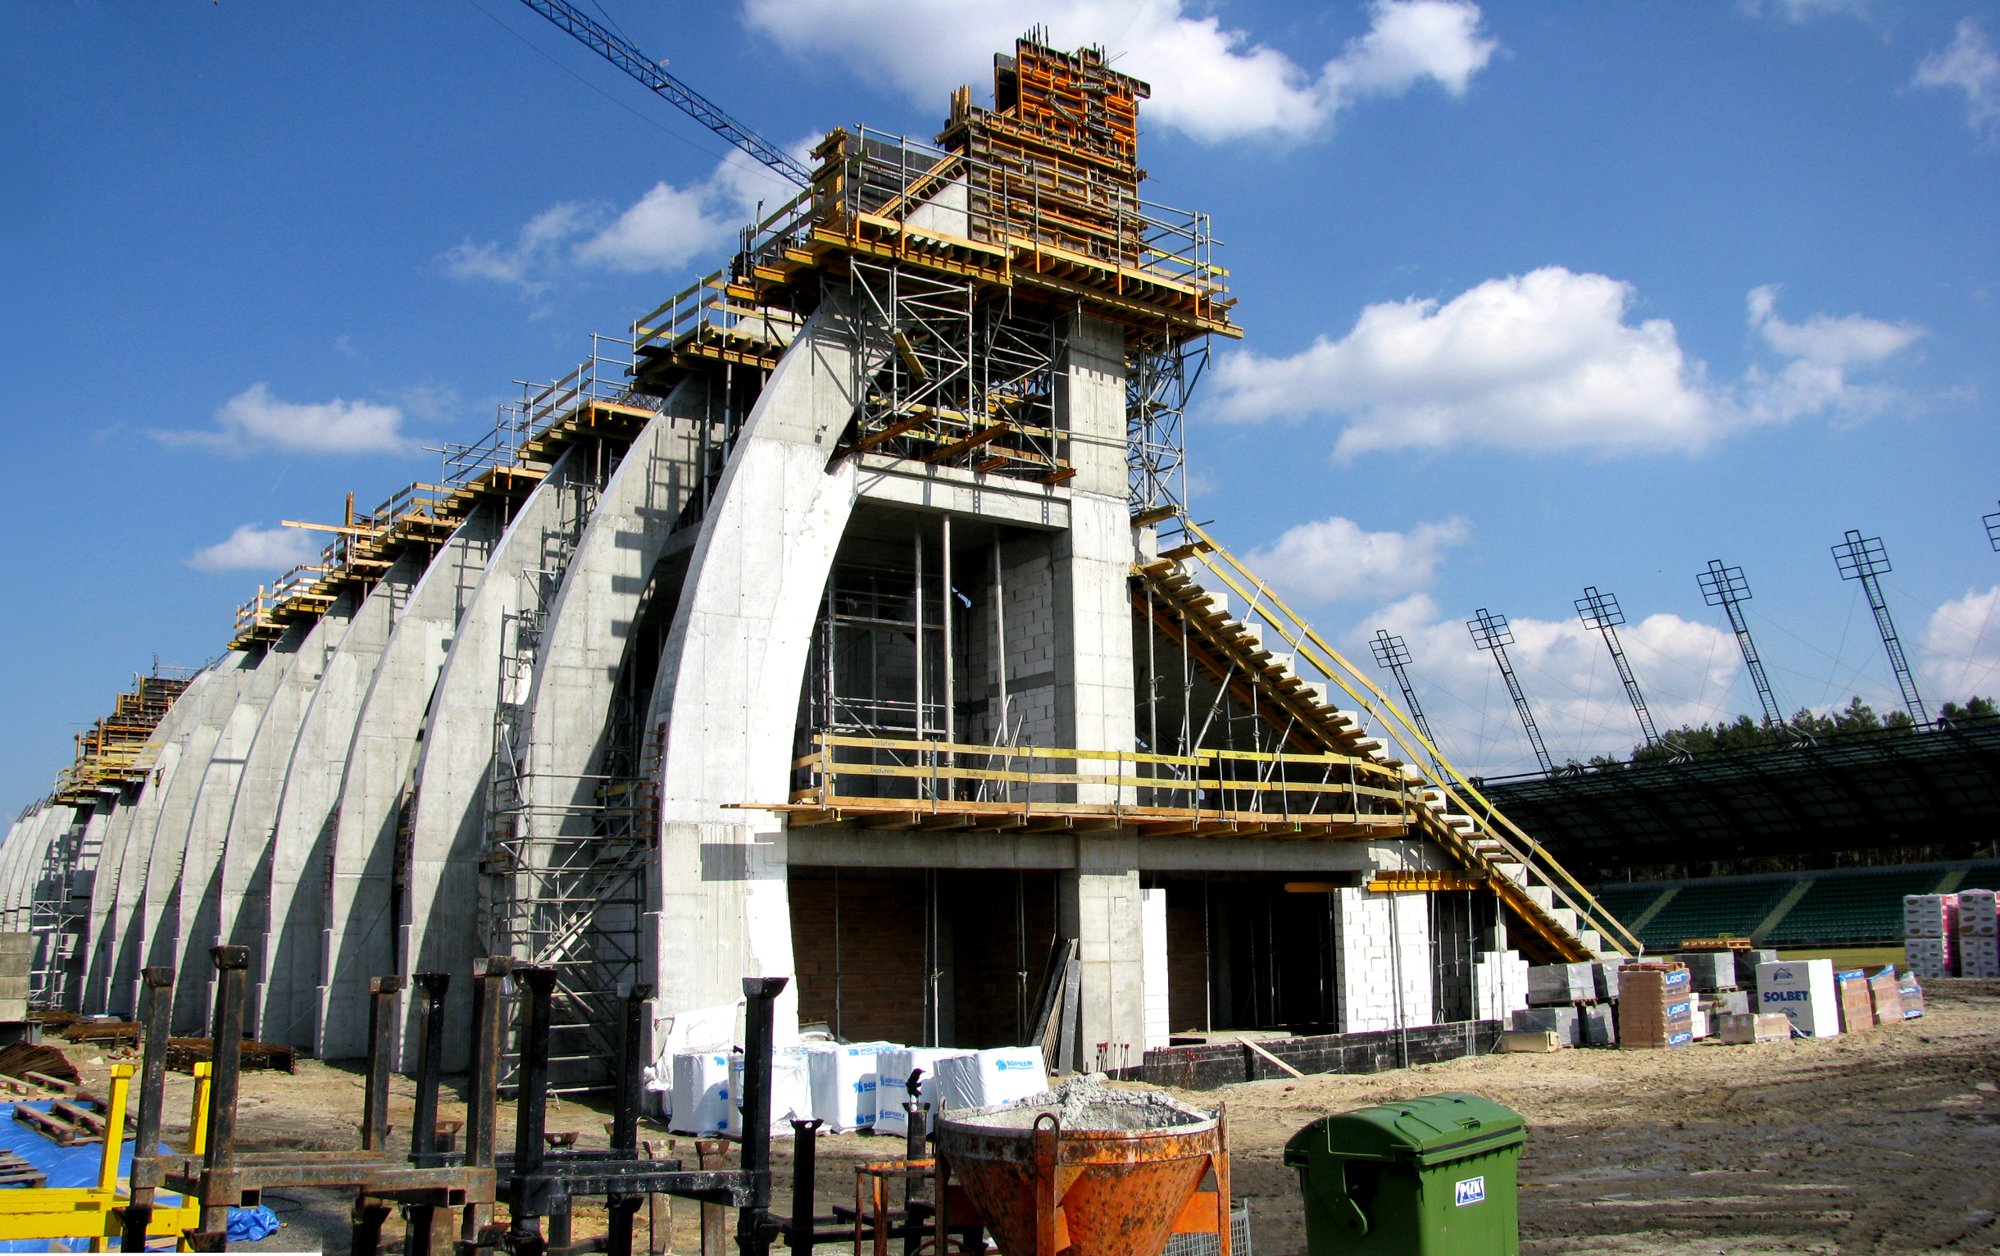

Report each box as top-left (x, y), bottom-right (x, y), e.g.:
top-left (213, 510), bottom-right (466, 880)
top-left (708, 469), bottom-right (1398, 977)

top-left (1678, 949), bottom-right (1750, 1038)
top-left (1904, 894), bottom-right (1959, 979)
top-left (1958, 888), bottom-right (1999, 978)
top-left (1617, 961), bottom-right (1693, 1050)
top-left (1865, 966), bottom-right (1904, 1022)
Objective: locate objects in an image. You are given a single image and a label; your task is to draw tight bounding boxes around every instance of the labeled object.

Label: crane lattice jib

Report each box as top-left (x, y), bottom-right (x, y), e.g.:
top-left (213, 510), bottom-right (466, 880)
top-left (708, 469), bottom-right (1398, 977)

top-left (516, 0), bottom-right (813, 187)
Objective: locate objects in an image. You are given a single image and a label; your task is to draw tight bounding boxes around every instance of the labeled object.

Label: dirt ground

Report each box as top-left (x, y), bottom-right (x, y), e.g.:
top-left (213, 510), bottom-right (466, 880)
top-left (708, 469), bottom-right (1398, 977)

top-left (84, 979), bottom-right (1999, 1254)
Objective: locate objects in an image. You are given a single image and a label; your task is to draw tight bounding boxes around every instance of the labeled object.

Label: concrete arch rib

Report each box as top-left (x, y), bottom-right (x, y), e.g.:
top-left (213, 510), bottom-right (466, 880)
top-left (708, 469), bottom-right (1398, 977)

top-left (58, 800), bottom-right (118, 1004)
top-left (99, 656), bottom-right (243, 1017)
top-left (1, 808), bottom-right (51, 931)
top-left (318, 503), bottom-right (500, 1059)
top-left (256, 553), bottom-right (420, 1048)
top-left (173, 601), bottom-right (359, 1031)
top-left (643, 297), bottom-right (872, 1039)
top-left (400, 446), bottom-right (595, 1063)
top-left (137, 648), bottom-right (284, 1032)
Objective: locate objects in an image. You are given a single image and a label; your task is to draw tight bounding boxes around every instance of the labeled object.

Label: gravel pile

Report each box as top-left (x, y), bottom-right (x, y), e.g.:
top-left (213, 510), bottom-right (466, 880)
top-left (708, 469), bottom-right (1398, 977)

top-left (949, 1074), bottom-right (1215, 1131)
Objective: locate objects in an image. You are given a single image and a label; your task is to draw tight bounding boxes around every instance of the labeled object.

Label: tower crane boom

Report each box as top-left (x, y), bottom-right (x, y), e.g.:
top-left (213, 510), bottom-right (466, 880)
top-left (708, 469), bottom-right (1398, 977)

top-left (515, 0), bottom-right (813, 188)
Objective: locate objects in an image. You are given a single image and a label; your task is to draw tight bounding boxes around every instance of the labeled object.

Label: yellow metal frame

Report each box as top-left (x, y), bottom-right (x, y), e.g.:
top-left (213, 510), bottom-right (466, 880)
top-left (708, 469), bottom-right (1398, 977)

top-left (0, 1063), bottom-right (210, 1250)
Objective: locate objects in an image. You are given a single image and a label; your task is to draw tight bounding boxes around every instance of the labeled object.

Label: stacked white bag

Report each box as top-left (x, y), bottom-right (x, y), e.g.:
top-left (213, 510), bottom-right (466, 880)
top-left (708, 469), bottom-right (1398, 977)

top-left (934, 1047), bottom-right (1049, 1113)
top-left (729, 1046), bottom-right (815, 1137)
top-left (670, 1051), bottom-right (735, 1135)
top-left (873, 1048), bottom-right (970, 1135)
top-left (806, 1041), bottom-right (898, 1132)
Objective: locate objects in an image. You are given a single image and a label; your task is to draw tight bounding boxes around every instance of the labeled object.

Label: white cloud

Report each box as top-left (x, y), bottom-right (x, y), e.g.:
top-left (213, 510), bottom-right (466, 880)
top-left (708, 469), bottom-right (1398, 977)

top-left (1243, 515), bottom-right (1469, 604)
top-left (1209, 268), bottom-right (1924, 459)
top-left (1920, 584), bottom-right (2000, 702)
top-left (741, 0), bottom-right (1496, 145)
top-left (1349, 595), bottom-right (1742, 776)
top-left (445, 152), bottom-right (799, 292)
top-left (186, 524), bottom-right (320, 574)
top-left (150, 383), bottom-right (414, 456)
top-left (1915, 19), bottom-right (2000, 139)
top-left (1740, 0), bottom-right (1870, 23)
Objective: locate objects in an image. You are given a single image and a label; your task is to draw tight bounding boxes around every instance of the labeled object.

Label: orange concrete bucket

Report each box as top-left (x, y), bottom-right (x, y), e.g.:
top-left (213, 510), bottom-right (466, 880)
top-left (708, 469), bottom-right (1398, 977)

top-left (936, 1090), bottom-right (1229, 1256)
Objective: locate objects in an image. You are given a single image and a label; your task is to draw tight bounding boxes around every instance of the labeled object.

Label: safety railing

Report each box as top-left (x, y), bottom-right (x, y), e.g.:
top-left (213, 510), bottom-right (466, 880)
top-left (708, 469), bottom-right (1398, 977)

top-left (1174, 521), bottom-right (1643, 957)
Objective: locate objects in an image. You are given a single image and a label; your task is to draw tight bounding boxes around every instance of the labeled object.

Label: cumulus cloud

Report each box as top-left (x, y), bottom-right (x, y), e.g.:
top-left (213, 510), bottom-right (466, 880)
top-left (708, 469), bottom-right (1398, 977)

top-left (1920, 584), bottom-right (2000, 702)
top-left (742, 0), bottom-right (1496, 145)
top-left (1243, 515), bottom-right (1469, 605)
top-left (444, 152), bottom-right (798, 292)
top-left (1350, 594), bottom-right (1743, 776)
top-left (1209, 268), bottom-right (1924, 459)
top-left (1915, 19), bottom-right (2000, 139)
top-left (150, 383), bottom-right (414, 456)
top-left (186, 524), bottom-right (320, 574)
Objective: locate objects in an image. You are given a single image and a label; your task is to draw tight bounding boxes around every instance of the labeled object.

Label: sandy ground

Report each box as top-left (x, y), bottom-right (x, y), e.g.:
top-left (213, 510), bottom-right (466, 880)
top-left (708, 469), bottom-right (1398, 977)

top-left (77, 979), bottom-right (1999, 1254)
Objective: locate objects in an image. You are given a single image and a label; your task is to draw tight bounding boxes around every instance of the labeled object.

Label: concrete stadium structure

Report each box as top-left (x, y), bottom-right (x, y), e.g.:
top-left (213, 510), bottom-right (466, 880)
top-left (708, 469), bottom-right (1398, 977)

top-left (4, 42), bottom-right (1635, 1080)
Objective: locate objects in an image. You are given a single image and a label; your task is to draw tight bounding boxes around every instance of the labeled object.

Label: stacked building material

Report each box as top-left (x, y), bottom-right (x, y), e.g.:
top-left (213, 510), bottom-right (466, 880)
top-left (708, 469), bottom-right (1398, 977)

top-left (1733, 948), bottom-right (1779, 989)
top-left (1716, 1012), bottom-right (1791, 1044)
top-left (1865, 966), bottom-right (1904, 1022)
top-left (1957, 888), bottom-right (1999, 978)
top-left (1519, 960), bottom-right (1622, 1048)
top-left (1527, 962), bottom-right (1595, 1006)
top-left (1898, 971), bottom-right (1925, 1017)
top-left (1757, 959), bottom-right (1839, 1038)
top-left (1675, 951), bottom-right (1738, 993)
top-left (1904, 894), bottom-right (1959, 978)
top-left (1578, 1003), bottom-right (1617, 1047)
top-left (1617, 963), bottom-right (1693, 1049)
top-left (1833, 969), bottom-right (1875, 1032)
top-left (1509, 1005), bottom-right (1580, 1047)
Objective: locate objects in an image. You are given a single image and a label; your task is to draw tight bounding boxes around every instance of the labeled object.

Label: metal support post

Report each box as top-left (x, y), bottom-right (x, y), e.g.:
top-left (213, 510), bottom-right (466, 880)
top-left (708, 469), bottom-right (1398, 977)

top-left (606, 983), bottom-right (653, 1256)
top-left (120, 966), bottom-right (175, 1252)
top-left (787, 1117), bottom-right (824, 1256)
top-left (510, 965), bottom-right (558, 1256)
top-left (463, 956), bottom-right (510, 1248)
top-left (736, 975), bottom-right (786, 1256)
top-left (405, 972), bottom-right (452, 1256)
top-left (192, 945), bottom-right (249, 1251)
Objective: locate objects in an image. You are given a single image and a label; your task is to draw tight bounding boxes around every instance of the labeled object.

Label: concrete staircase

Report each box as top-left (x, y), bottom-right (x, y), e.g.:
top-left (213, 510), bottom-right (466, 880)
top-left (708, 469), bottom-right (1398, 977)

top-left (1139, 527), bottom-right (1640, 963)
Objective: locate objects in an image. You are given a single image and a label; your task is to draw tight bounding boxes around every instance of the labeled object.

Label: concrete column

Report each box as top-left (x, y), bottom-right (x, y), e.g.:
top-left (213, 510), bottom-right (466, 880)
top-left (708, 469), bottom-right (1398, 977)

top-left (168, 622), bottom-right (317, 1031)
top-left (256, 552), bottom-right (421, 1047)
top-left (402, 448), bottom-right (593, 1064)
top-left (644, 296), bottom-right (875, 1041)
top-left (1060, 835), bottom-right (1147, 1067)
top-left (1050, 314), bottom-right (1135, 801)
top-left (319, 505), bottom-right (499, 1058)
top-left (173, 593), bottom-right (360, 1032)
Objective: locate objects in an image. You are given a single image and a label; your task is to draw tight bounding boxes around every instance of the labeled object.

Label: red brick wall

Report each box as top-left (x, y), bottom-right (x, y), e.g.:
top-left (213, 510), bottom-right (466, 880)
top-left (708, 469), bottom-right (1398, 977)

top-left (789, 874), bottom-right (927, 1044)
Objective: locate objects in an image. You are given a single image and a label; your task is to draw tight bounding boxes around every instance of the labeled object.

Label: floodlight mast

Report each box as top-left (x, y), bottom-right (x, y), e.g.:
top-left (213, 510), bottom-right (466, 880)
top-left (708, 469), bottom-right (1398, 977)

top-left (1832, 529), bottom-right (1929, 728)
top-left (1984, 501), bottom-right (2000, 552)
top-left (1574, 586), bottom-right (1661, 749)
top-left (1467, 608), bottom-right (1557, 775)
top-left (1369, 630), bottom-right (1441, 770)
top-left (1699, 559), bottom-right (1786, 728)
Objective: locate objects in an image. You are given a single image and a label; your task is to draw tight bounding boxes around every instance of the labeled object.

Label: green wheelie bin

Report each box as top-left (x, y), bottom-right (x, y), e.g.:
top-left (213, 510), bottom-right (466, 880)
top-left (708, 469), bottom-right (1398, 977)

top-left (1283, 1091), bottom-right (1526, 1255)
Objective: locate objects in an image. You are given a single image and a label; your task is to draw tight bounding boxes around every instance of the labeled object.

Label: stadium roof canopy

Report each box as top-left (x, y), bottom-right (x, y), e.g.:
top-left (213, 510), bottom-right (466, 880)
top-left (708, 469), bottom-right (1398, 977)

top-left (1483, 719), bottom-right (2000, 879)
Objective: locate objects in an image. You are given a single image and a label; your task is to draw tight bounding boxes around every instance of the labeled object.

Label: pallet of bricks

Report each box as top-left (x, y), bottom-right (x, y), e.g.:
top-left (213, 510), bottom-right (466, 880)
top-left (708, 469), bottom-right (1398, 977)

top-left (1905, 889), bottom-right (1999, 979)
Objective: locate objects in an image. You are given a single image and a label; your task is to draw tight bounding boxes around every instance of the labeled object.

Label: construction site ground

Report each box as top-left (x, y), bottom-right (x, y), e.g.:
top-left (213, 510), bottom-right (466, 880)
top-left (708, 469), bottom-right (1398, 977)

top-left (65, 978), bottom-right (1999, 1253)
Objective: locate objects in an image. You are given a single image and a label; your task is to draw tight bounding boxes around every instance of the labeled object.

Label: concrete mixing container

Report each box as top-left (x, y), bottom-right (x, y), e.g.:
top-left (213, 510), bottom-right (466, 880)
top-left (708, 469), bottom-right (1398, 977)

top-left (1284, 1091), bottom-right (1524, 1255)
top-left (936, 1091), bottom-right (1228, 1256)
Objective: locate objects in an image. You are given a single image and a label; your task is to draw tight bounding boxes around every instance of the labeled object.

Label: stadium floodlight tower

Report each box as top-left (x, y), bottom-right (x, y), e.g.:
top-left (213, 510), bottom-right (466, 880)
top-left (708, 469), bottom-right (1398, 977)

top-left (1369, 629), bottom-right (1441, 770)
top-left (1467, 608), bottom-right (1558, 775)
top-left (1832, 529), bottom-right (1930, 728)
top-left (1699, 559), bottom-right (1787, 728)
top-left (1984, 501), bottom-right (2000, 552)
top-left (1574, 586), bottom-right (1661, 750)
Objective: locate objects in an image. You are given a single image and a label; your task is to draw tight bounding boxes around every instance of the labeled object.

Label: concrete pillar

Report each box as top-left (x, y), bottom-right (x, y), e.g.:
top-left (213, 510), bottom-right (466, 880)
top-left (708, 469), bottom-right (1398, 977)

top-left (175, 593), bottom-right (360, 1032)
top-left (169, 622), bottom-right (316, 1031)
top-left (319, 504), bottom-right (500, 1058)
top-left (644, 296), bottom-right (874, 1041)
top-left (401, 447), bottom-right (593, 1064)
top-left (1060, 835), bottom-right (1147, 1067)
top-left (256, 552), bottom-right (421, 1047)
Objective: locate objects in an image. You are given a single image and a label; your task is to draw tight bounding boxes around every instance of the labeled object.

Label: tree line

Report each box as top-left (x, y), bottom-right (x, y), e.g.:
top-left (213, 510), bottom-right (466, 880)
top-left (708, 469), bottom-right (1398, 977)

top-left (1587, 694), bottom-right (1998, 770)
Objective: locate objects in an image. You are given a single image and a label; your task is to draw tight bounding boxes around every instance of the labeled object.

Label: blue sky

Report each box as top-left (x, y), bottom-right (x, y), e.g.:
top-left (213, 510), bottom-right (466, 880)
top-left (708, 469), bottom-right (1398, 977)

top-left (5, 0), bottom-right (1997, 807)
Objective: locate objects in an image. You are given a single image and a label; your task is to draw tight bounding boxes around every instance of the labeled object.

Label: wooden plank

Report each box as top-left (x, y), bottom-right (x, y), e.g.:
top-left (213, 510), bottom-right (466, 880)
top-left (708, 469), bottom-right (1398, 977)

top-left (1237, 1035), bottom-right (1306, 1080)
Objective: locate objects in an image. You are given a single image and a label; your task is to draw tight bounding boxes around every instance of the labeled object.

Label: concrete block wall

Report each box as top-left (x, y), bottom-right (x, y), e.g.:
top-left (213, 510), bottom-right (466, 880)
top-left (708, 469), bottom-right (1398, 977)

top-left (1335, 888), bottom-right (1436, 1033)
